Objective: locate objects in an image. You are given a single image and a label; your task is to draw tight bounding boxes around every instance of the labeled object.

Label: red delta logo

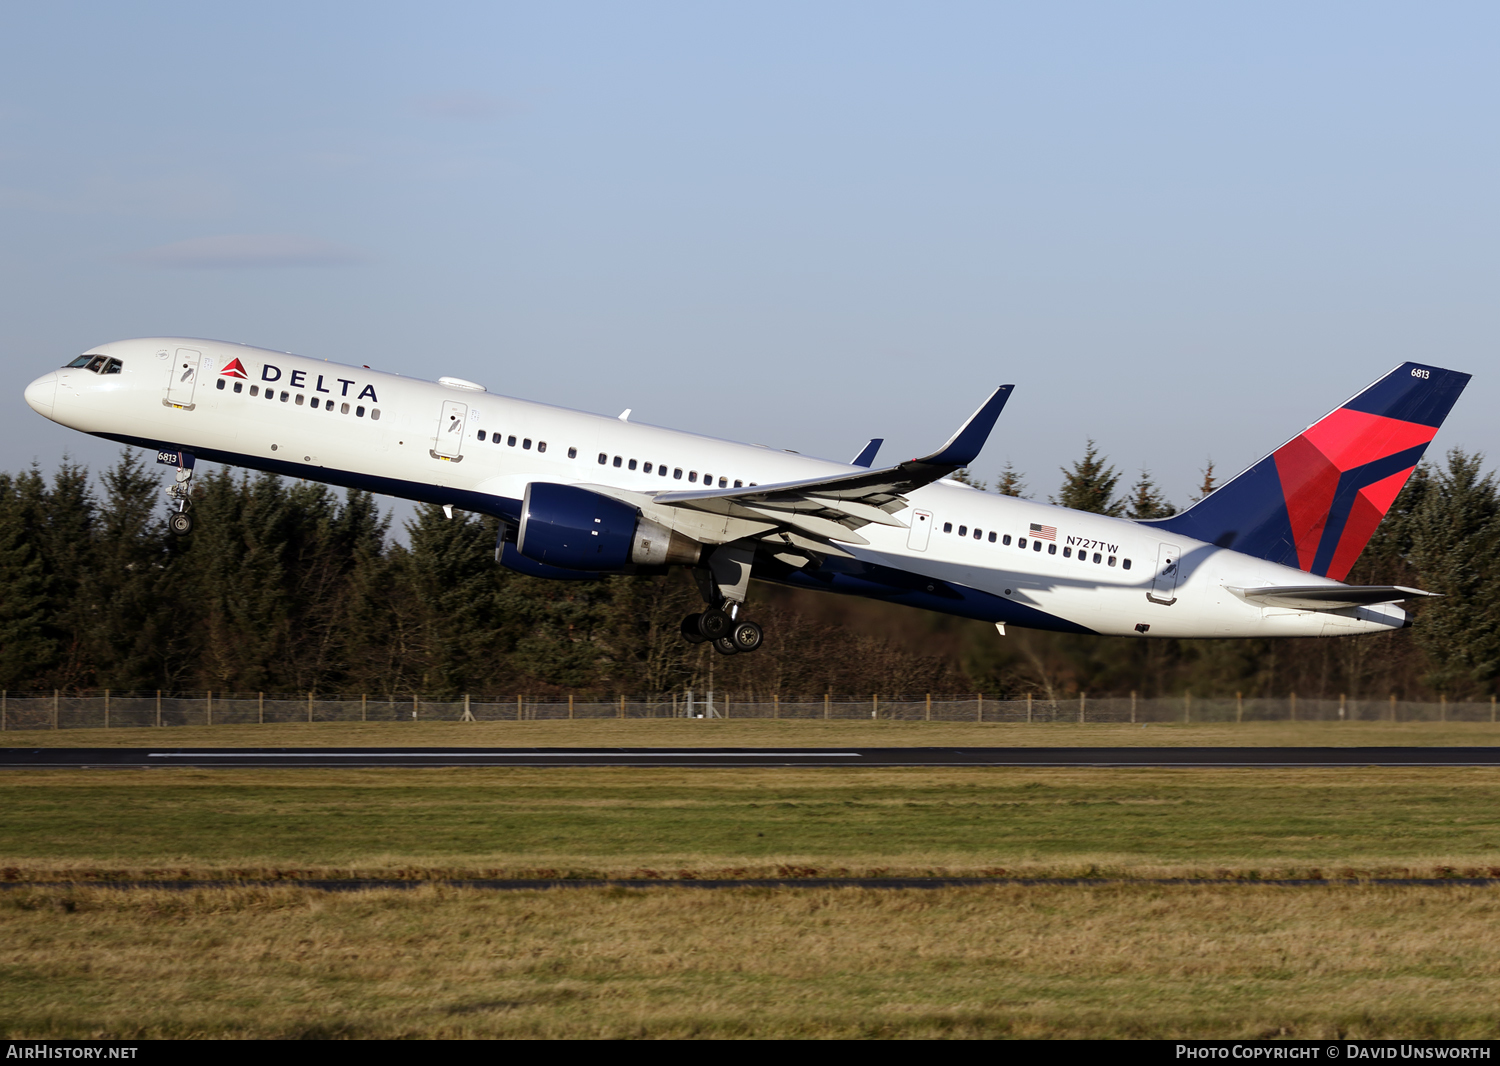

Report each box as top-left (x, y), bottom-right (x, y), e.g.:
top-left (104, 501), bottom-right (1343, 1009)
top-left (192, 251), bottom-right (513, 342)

top-left (220, 358), bottom-right (249, 379)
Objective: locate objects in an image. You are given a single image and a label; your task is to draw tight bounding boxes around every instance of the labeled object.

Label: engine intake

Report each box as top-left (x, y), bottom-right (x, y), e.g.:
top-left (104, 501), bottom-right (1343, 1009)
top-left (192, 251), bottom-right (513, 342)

top-left (517, 482), bottom-right (701, 571)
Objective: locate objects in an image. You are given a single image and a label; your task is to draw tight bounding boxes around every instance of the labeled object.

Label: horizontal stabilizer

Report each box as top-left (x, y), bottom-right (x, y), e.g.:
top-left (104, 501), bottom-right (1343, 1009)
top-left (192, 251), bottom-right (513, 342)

top-left (1228, 585), bottom-right (1437, 611)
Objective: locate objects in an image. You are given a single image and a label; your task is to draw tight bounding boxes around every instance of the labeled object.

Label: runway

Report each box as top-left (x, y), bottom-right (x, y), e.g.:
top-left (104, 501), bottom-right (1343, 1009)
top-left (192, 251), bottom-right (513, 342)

top-left (4, 746), bottom-right (1500, 768)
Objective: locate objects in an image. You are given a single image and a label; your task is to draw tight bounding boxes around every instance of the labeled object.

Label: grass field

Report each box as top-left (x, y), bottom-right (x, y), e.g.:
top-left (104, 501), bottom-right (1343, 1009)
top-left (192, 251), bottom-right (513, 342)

top-left (5, 882), bottom-right (1500, 1038)
top-left (7, 717), bottom-right (1500, 748)
top-left (5, 720), bottom-right (1500, 1038)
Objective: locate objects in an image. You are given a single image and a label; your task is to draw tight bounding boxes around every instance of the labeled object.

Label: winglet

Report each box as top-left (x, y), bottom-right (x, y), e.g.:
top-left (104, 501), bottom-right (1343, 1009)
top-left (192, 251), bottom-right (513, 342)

top-left (915, 385), bottom-right (1014, 467)
top-left (849, 438), bottom-right (883, 468)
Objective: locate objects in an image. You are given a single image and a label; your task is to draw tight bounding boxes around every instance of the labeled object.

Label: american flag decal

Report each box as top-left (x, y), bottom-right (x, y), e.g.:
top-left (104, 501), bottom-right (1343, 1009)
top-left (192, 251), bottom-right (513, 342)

top-left (1029, 523), bottom-right (1056, 541)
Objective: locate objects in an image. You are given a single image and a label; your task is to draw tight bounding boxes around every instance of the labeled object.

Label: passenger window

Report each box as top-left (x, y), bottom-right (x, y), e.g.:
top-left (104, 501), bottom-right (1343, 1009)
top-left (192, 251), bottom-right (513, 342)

top-left (568, 447), bottom-right (577, 459)
top-left (233, 382), bottom-right (242, 394)
top-left (644, 462), bottom-right (653, 474)
top-left (1123, 559), bottom-right (1132, 570)
top-left (719, 477), bottom-right (727, 488)
top-left (1002, 534), bottom-right (1011, 545)
top-left (660, 465), bottom-right (668, 477)
top-left (1033, 540), bottom-right (1042, 552)
top-left (267, 389), bottom-right (275, 400)
top-left (674, 468), bottom-right (683, 479)
top-left (598, 453), bottom-right (607, 464)
top-left (1108, 556), bottom-right (1116, 567)
top-left (1048, 544), bottom-right (1057, 555)
top-left (689, 471), bottom-right (698, 483)
top-left (280, 391), bottom-right (289, 402)
top-left (538, 442), bottom-right (546, 453)
top-left (522, 439), bottom-right (531, 449)
top-left (295, 394), bottom-right (304, 406)
top-left (371, 409), bottom-right (380, 421)
top-left (973, 528), bottom-right (982, 540)
top-left (613, 455), bottom-right (621, 467)
top-left (216, 379), bottom-right (225, 391)
top-left (250, 385), bottom-right (259, 397)
top-left (356, 406), bottom-right (365, 417)
top-left (477, 430), bottom-right (486, 441)
top-left (341, 402), bottom-right (350, 414)
top-left (734, 480), bottom-right (742, 488)
top-left (1018, 537), bottom-right (1027, 549)
top-left (628, 459), bottom-right (637, 471)
top-left (1063, 546), bottom-right (1071, 558)
top-left (958, 526), bottom-right (967, 537)
top-left (1093, 552), bottom-right (1102, 563)
top-left (988, 531), bottom-right (996, 543)
top-left (310, 397), bottom-right (320, 409)
top-left (943, 522), bottom-right (952, 533)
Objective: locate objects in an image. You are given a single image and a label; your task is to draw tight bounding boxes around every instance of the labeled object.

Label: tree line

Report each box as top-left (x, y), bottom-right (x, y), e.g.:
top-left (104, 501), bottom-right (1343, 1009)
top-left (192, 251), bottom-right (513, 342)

top-left (0, 445), bottom-right (1494, 700)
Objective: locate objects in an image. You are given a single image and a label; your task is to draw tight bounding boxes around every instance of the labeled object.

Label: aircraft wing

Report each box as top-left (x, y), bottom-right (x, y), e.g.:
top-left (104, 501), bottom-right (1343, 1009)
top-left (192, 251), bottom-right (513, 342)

top-left (1228, 585), bottom-right (1438, 611)
top-left (644, 385), bottom-right (1013, 558)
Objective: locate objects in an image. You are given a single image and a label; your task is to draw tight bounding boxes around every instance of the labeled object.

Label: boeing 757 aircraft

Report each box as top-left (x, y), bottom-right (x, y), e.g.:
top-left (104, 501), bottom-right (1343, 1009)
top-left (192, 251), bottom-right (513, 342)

top-left (23, 341), bottom-right (1469, 654)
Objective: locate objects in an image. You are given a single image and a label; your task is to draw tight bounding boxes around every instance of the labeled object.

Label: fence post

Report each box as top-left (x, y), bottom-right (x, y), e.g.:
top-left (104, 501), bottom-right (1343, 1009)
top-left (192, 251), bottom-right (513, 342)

top-left (53, 690), bottom-right (59, 730)
top-left (1492, 695), bottom-right (1496, 724)
top-left (873, 693), bottom-right (879, 720)
top-left (1, 689), bottom-right (5, 731)
top-left (1441, 694), bottom-right (1447, 722)
top-left (825, 692), bottom-right (830, 720)
top-left (1079, 692), bottom-right (1086, 724)
top-left (1026, 693), bottom-right (1033, 724)
top-left (462, 694), bottom-right (474, 722)
top-left (1236, 691), bottom-right (1243, 724)
top-left (413, 693), bottom-right (418, 721)
top-left (774, 694), bottom-right (779, 719)
top-left (1130, 691), bottom-right (1137, 724)
top-left (105, 689), bottom-right (110, 730)
top-left (925, 693), bottom-right (931, 722)
top-left (1390, 693), bottom-right (1397, 722)
top-left (1184, 691), bottom-right (1190, 724)
top-left (619, 694), bottom-right (625, 720)
top-left (361, 693), bottom-right (367, 723)
top-left (258, 692), bottom-right (264, 725)
top-left (1290, 692), bottom-right (1297, 722)
top-left (569, 694), bottom-right (574, 720)
top-left (1340, 693), bottom-right (1346, 721)
top-left (517, 694), bottom-right (523, 721)
top-left (977, 692), bottom-right (982, 723)
top-left (156, 690), bottom-right (161, 728)
top-left (207, 690), bottom-right (212, 727)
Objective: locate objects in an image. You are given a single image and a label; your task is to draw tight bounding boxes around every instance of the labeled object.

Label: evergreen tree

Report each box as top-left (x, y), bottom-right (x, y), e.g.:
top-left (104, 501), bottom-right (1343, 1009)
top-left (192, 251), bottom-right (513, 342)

top-left (1189, 461), bottom-right (1218, 503)
top-left (1054, 440), bottom-right (1123, 515)
top-left (949, 467), bottom-right (987, 490)
top-left (1403, 451), bottom-right (1500, 695)
top-left (0, 473), bottom-right (55, 688)
top-left (994, 462), bottom-right (1028, 498)
top-left (1125, 469), bottom-right (1176, 519)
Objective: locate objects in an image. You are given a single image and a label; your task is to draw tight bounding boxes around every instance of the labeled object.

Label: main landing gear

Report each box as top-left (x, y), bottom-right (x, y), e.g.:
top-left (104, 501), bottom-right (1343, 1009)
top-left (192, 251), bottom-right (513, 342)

top-left (681, 610), bottom-right (764, 654)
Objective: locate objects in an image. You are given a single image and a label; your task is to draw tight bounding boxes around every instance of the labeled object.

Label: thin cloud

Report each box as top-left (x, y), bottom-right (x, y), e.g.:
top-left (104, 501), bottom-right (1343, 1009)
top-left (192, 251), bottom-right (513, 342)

top-left (129, 234), bottom-right (369, 269)
top-left (412, 91), bottom-right (509, 122)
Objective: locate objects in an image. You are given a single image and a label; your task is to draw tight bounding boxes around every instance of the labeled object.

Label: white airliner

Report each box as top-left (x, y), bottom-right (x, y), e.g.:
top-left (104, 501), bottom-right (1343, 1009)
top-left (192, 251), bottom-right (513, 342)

top-left (23, 340), bottom-right (1469, 654)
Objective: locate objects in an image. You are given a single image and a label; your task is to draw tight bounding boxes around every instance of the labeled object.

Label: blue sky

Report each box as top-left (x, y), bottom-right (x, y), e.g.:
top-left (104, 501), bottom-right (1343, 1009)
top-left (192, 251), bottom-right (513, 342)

top-left (3, 2), bottom-right (1495, 519)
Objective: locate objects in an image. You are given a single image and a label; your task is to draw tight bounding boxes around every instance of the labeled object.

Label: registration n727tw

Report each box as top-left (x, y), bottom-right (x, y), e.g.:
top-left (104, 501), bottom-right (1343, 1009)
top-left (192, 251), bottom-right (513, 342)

top-left (24, 341), bottom-right (1469, 654)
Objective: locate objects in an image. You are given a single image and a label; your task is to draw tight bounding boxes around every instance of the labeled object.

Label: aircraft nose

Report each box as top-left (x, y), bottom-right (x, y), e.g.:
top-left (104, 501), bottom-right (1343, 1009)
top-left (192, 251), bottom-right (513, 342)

top-left (24, 372), bottom-right (57, 417)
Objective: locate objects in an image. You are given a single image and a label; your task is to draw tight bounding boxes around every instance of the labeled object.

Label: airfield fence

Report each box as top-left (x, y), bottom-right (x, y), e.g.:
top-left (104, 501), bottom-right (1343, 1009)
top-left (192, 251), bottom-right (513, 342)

top-left (0, 691), bottom-right (1496, 731)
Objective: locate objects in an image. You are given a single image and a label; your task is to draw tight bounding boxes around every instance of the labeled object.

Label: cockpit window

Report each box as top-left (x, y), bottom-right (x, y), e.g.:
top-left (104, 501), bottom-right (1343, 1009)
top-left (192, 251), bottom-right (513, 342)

top-left (63, 355), bottom-right (122, 373)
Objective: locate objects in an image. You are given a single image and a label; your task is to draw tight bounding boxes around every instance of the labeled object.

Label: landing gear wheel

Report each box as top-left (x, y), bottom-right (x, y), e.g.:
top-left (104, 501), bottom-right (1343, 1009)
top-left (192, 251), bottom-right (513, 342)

top-left (730, 620), bottom-right (763, 653)
top-left (698, 608), bottom-right (732, 640)
top-left (713, 636), bottom-right (739, 655)
top-left (680, 613), bottom-right (709, 645)
top-left (168, 511), bottom-right (195, 536)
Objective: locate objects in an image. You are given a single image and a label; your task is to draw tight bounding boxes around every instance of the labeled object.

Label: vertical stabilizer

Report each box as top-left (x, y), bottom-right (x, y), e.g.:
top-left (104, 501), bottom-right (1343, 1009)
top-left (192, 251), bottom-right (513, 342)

top-left (1147, 363), bottom-right (1470, 579)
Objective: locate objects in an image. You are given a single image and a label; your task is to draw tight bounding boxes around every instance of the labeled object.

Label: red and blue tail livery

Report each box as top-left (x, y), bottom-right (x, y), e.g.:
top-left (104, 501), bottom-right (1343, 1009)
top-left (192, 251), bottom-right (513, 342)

top-left (1150, 363), bottom-right (1470, 580)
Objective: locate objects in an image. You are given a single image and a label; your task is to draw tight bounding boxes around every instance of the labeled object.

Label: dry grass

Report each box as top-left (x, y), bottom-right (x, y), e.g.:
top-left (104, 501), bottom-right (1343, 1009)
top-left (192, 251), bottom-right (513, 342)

top-left (7, 718), bottom-right (1500, 748)
top-left (3, 882), bottom-right (1500, 1038)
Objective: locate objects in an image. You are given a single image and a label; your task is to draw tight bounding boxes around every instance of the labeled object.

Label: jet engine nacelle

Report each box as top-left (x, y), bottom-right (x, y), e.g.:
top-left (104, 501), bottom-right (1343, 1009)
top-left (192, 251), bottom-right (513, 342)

top-left (517, 482), bottom-right (702, 571)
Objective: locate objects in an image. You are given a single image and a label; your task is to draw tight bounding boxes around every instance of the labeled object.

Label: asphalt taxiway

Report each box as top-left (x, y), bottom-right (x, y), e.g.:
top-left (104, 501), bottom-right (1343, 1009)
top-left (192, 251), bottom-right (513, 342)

top-left (3, 746), bottom-right (1500, 768)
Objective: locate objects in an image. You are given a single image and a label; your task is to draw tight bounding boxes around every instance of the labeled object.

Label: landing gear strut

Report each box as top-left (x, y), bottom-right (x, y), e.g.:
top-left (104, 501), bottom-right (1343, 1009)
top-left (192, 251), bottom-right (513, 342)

top-left (681, 547), bottom-right (766, 653)
top-left (162, 449), bottom-right (196, 536)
